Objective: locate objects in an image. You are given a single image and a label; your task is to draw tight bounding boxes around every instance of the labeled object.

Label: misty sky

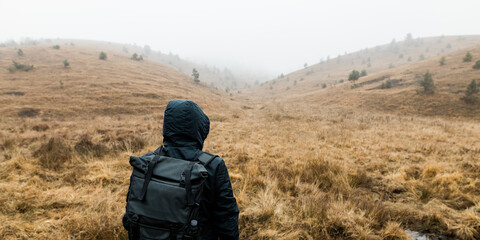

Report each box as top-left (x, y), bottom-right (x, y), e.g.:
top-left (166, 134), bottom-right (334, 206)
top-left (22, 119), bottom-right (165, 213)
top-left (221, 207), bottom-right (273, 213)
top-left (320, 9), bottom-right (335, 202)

top-left (1, 0), bottom-right (479, 76)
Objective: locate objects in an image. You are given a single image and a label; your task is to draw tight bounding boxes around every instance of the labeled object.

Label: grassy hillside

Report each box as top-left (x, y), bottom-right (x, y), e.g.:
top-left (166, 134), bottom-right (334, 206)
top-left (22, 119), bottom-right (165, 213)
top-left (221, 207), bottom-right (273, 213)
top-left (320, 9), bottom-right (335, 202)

top-left (294, 44), bottom-right (480, 119)
top-left (2, 38), bottom-right (253, 91)
top-left (1, 42), bottom-right (480, 240)
top-left (0, 45), bottom-right (234, 119)
top-left (248, 37), bottom-right (480, 119)
top-left (248, 35), bottom-right (480, 99)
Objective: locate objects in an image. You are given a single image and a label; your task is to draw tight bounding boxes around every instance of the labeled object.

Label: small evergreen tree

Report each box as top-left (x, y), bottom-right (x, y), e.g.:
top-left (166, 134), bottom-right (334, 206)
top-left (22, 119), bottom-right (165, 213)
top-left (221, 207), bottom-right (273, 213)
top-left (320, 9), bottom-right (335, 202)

top-left (99, 51), bottom-right (107, 60)
top-left (17, 49), bottom-right (24, 56)
top-left (439, 57), bottom-right (446, 66)
top-left (460, 80), bottom-right (479, 104)
top-left (63, 59), bottom-right (70, 68)
top-left (419, 71), bottom-right (435, 94)
top-left (322, 83), bottom-right (327, 88)
top-left (473, 60), bottom-right (480, 69)
top-left (348, 70), bottom-right (360, 82)
top-left (192, 68), bottom-right (200, 83)
top-left (52, 45), bottom-right (60, 50)
top-left (463, 52), bottom-right (473, 62)
top-left (360, 69), bottom-right (367, 77)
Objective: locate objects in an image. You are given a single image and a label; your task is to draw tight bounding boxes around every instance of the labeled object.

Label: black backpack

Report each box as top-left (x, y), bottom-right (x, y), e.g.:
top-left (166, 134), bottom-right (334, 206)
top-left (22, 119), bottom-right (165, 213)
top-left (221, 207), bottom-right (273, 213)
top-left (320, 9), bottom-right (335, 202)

top-left (123, 148), bottom-right (217, 240)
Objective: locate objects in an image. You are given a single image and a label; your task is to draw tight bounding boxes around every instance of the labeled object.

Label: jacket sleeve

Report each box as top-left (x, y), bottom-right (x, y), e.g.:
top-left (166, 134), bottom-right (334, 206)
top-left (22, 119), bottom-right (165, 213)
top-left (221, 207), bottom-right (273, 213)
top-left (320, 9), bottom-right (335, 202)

top-left (213, 160), bottom-right (240, 240)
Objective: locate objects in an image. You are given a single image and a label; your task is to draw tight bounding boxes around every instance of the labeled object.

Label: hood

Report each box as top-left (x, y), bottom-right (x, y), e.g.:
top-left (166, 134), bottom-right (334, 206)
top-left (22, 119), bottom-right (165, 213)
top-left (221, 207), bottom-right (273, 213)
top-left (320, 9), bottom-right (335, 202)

top-left (162, 99), bottom-right (210, 150)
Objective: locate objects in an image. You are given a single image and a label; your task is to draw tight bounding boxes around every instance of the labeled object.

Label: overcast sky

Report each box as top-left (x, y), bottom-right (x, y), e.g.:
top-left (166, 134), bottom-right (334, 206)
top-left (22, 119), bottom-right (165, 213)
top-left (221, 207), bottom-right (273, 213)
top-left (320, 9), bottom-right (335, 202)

top-left (1, 0), bottom-right (479, 76)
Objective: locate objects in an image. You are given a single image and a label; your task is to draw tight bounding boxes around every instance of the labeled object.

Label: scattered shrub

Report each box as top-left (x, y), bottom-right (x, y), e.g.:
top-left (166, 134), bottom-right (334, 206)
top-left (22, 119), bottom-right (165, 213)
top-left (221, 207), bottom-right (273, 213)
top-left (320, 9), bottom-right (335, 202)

top-left (52, 45), bottom-right (60, 50)
top-left (419, 71), bottom-right (435, 94)
top-left (17, 49), bottom-right (23, 56)
top-left (419, 54), bottom-right (425, 61)
top-left (9, 61), bottom-right (34, 72)
top-left (460, 80), bottom-right (479, 104)
top-left (439, 57), bottom-right (446, 66)
top-left (131, 53), bottom-right (143, 61)
top-left (322, 83), bottom-right (327, 88)
top-left (389, 63), bottom-right (395, 69)
top-left (381, 79), bottom-right (393, 89)
top-left (463, 52), bottom-right (472, 62)
top-left (360, 69), bottom-right (367, 77)
top-left (99, 51), bottom-right (107, 60)
top-left (63, 59), bottom-right (70, 68)
top-left (407, 57), bottom-right (412, 62)
top-left (473, 60), bottom-right (480, 69)
top-left (348, 70), bottom-right (360, 82)
top-left (33, 138), bottom-right (72, 170)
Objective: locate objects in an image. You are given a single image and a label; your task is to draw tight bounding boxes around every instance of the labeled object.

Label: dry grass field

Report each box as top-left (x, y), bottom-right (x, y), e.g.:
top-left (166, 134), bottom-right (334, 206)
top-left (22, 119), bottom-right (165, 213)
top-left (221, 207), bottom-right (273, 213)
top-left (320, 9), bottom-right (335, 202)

top-left (1, 43), bottom-right (480, 239)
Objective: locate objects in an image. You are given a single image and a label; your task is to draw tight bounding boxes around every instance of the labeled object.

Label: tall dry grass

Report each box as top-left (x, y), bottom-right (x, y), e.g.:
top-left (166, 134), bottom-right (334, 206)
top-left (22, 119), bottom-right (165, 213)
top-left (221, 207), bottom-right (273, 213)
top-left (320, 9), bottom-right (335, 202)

top-left (1, 45), bottom-right (480, 239)
top-left (3, 102), bottom-right (479, 239)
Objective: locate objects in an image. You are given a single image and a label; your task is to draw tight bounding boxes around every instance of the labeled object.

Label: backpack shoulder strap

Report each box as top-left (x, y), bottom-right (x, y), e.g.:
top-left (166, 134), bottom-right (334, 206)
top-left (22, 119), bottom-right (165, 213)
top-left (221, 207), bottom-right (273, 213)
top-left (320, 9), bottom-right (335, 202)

top-left (196, 152), bottom-right (218, 166)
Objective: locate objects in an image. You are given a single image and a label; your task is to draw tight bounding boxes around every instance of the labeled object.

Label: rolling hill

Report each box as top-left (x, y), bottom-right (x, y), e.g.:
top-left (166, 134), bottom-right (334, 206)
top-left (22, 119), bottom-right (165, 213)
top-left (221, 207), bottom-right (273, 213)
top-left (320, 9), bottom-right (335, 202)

top-left (0, 44), bottom-right (236, 120)
top-left (1, 39), bottom-right (480, 240)
top-left (1, 38), bottom-right (255, 91)
top-left (298, 43), bottom-right (480, 118)
top-left (247, 35), bottom-right (480, 119)
top-left (248, 35), bottom-right (480, 98)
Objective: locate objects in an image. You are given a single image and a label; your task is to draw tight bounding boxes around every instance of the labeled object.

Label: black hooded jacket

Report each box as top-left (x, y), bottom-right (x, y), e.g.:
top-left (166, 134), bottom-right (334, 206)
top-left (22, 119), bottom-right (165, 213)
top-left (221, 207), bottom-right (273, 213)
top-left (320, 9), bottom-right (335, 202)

top-left (154, 100), bottom-right (239, 240)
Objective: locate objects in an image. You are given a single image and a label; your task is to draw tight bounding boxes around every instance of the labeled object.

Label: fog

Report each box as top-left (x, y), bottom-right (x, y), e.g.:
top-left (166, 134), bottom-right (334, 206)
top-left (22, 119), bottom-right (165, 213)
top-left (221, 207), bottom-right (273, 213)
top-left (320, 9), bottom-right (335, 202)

top-left (1, 0), bottom-right (479, 80)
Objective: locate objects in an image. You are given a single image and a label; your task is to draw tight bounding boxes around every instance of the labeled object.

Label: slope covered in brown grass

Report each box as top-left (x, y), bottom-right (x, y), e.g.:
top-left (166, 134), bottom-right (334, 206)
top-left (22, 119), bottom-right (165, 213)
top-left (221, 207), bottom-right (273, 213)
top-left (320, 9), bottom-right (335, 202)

top-left (291, 44), bottom-right (480, 119)
top-left (6, 39), bottom-right (253, 91)
top-left (0, 45), bottom-right (235, 118)
top-left (248, 35), bottom-right (480, 100)
top-left (1, 41), bottom-right (480, 240)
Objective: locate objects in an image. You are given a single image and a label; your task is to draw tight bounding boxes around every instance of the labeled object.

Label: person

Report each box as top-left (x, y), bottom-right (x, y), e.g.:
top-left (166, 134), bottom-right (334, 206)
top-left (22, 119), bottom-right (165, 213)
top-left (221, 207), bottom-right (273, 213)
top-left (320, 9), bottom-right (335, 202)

top-left (153, 99), bottom-right (239, 240)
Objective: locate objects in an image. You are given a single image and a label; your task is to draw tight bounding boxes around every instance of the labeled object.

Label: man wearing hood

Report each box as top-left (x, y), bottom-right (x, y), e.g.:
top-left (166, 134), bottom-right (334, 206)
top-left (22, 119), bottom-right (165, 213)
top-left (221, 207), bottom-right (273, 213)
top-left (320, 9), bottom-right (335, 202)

top-left (152, 99), bottom-right (239, 240)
